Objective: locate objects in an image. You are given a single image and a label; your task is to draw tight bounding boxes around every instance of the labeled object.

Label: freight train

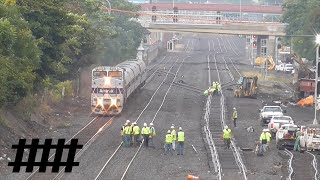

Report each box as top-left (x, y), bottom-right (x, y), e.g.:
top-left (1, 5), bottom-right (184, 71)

top-left (91, 59), bottom-right (147, 115)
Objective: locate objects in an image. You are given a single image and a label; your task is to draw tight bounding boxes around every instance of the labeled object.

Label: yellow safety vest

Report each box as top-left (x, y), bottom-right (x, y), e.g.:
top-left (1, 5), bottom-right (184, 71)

top-left (124, 126), bottom-right (131, 135)
top-left (266, 132), bottom-right (272, 143)
top-left (141, 127), bottom-right (150, 135)
top-left (212, 82), bottom-right (217, 90)
top-left (217, 84), bottom-right (221, 91)
top-left (223, 129), bottom-right (231, 139)
top-left (260, 132), bottom-right (268, 143)
top-left (233, 111), bottom-right (238, 119)
top-left (171, 129), bottom-right (176, 141)
top-left (133, 126), bottom-right (140, 135)
top-left (166, 134), bottom-right (173, 144)
top-left (177, 131), bottom-right (184, 142)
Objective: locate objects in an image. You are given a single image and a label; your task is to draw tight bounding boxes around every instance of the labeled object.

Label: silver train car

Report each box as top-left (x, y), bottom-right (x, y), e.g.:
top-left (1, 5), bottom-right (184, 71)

top-left (91, 59), bottom-right (147, 115)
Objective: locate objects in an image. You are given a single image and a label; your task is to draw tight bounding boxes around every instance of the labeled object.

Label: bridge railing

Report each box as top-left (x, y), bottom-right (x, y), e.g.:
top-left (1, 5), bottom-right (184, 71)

top-left (138, 10), bottom-right (282, 25)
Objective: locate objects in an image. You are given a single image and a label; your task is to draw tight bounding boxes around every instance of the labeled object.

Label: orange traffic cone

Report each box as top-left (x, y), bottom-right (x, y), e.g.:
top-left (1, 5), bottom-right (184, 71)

top-left (187, 174), bottom-right (200, 180)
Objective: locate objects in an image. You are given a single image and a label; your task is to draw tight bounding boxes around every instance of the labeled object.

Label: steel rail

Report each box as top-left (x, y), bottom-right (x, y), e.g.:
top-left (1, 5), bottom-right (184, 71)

top-left (305, 151), bottom-right (319, 180)
top-left (206, 40), bottom-right (223, 179)
top-left (214, 38), bottom-right (248, 179)
top-left (53, 117), bottom-right (114, 179)
top-left (142, 39), bottom-right (191, 89)
top-left (58, 40), bottom-right (191, 179)
top-left (225, 37), bottom-right (241, 56)
top-left (93, 56), bottom-right (180, 180)
top-left (94, 50), bottom-right (190, 180)
top-left (284, 148), bottom-right (293, 180)
top-left (120, 55), bottom-right (191, 180)
top-left (26, 116), bottom-right (100, 180)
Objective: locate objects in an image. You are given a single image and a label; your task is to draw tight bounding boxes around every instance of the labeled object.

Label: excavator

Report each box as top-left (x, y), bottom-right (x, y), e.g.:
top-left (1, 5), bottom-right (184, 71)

top-left (234, 76), bottom-right (258, 98)
top-left (255, 56), bottom-right (276, 70)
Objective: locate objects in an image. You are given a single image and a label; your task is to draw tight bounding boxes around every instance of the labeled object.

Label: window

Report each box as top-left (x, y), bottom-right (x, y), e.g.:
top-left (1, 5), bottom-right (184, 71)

top-left (93, 71), bottom-right (107, 79)
top-left (92, 88), bottom-right (123, 94)
top-left (108, 71), bottom-right (122, 79)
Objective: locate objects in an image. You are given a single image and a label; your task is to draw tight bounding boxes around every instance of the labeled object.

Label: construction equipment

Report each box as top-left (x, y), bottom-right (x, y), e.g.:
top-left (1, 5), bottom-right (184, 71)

top-left (234, 76), bottom-right (258, 98)
top-left (255, 56), bottom-right (276, 70)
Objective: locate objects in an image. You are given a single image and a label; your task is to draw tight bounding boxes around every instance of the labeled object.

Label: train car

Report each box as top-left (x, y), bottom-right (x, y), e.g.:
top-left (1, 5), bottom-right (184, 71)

top-left (91, 59), bottom-right (147, 115)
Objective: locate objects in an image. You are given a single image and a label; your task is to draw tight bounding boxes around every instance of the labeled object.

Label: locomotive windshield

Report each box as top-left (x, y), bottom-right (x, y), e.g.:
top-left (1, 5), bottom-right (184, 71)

top-left (108, 71), bottom-right (122, 80)
top-left (93, 71), bottom-right (107, 80)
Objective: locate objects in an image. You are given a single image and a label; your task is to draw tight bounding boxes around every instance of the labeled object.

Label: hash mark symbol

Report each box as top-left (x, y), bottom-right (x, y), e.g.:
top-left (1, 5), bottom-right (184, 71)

top-left (8, 139), bottom-right (83, 173)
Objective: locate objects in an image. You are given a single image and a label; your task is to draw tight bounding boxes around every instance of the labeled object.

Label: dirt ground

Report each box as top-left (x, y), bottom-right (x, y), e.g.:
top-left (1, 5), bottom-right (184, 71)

top-left (1, 34), bottom-right (318, 180)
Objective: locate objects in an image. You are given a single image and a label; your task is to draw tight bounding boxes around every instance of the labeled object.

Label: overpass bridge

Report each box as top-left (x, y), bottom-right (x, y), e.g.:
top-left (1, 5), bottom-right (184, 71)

top-left (135, 3), bottom-right (287, 59)
top-left (138, 3), bottom-right (286, 36)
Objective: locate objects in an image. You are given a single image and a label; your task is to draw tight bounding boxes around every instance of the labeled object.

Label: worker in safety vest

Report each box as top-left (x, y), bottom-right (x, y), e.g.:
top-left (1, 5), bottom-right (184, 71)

top-left (124, 121), bottom-right (132, 147)
top-left (141, 123), bottom-right (150, 147)
top-left (260, 129), bottom-right (268, 153)
top-left (266, 129), bottom-right (272, 150)
top-left (177, 127), bottom-right (185, 155)
top-left (216, 82), bottom-right (221, 95)
top-left (132, 122), bottom-right (140, 147)
top-left (212, 81), bottom-right (218, 95)
top-left (294, 129), bottom-right (301, 152)
top-left (232, 107), bottom-right (238, 127)
top-left (149, 123), bottom-right (156, 148)
top-left (165, 130), bottom-right (173, 155)
top-left (121, 122), bottom-right (127, 144)
top-left (222, 125), bottom-right (232, 149)
top-left (171, 125), bottom-right (177, 151)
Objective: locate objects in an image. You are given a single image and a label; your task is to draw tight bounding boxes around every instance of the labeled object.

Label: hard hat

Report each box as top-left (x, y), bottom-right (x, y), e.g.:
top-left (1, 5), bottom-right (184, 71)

top-left (150, 122), bottom-right (153, 126)
top-left (179, 127), bottom-right (182, 131)
top-left (167, 130), bottom-right (171, 133)
top-left (126, 120), bottom-right (130, 123)
top-left (263, 129), bottom-right (268, 132)
top-left (171, 125), bottom-right (174, 129)
top-left (132, 122), bottom-right (137, 125)
top-left (233, 107), bottom-right (236, 110)
top-left (224, 125), bottom-right (228, 129)
top-left (124, 122), bottom-right (128, 126)
top-left (143, 123), bottom-right (147, 127)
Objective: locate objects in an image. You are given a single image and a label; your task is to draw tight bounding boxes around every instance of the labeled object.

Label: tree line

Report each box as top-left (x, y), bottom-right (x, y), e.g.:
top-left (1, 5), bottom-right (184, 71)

top-left (0, 0), bottom-right (144, 107)
top-left (282, 0), bottom-right (320, 61)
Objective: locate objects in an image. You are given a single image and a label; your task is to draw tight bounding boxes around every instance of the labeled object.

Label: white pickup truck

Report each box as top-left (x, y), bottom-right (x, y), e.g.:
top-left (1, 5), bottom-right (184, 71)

top-left (275, 63), bottom-right (294, 73)
top-left (276, 124), bottom-right (299, 150)
top-left (268, 116), bottom-right (294, 137)
top-left (259, 106), bottom-right (286, 126)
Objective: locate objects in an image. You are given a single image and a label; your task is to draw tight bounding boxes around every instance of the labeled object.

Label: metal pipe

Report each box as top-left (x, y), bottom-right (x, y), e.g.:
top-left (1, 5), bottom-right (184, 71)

top-left (314, 45), bottom-right (319, 124)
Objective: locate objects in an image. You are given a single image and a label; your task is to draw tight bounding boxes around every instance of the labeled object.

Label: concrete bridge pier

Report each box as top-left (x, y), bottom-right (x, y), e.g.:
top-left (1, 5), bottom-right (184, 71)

top-left (267, 35), bottom-right (276, 60)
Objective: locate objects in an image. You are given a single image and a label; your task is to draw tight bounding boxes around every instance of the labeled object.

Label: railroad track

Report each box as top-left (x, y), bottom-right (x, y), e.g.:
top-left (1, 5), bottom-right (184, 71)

top-left (207, 38), bottom-right (247, 179)
top-left (26, 116), bottom-right (113, 180)
top-left (284, 149), bottom-right (319, 180)
top-left (91, 52), bottom-right (190, 180)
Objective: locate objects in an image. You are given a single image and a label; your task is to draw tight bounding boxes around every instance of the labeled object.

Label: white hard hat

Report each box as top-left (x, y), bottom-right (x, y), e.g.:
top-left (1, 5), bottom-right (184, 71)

top-left (124, 122), bottom-right (128, 126)
top-left (143, 123), bottom-right (147, 127)
top-left (133, 122), bottom-right (137, 125)
top-left (224, 125), bottom-right (228, 129)
top-left (150, 123), bottom-right (153, 126)
top-left (233, 107), bottom-right (236, 110)
top-left (179, 127), bottom-right (182, 130)
top-left (167, 130), bottom-right (171, 133)
top-left (171, 125), bottom-right (174, 129)
top-left (263, 129), bottom-right (268, 132)
top-left (126, 120), bottom-right (130, 123)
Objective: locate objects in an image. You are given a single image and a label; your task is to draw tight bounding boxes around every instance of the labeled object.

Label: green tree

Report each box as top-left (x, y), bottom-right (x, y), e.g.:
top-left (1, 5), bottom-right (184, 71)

top-left (0, 2), bottom-right (40, 106)
top-left (282, 0), bottom-right (320, 61)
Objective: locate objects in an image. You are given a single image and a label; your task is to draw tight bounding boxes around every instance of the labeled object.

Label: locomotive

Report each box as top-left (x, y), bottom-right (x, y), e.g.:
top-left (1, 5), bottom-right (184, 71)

top-left (91, 59), bottom-right (147, 115)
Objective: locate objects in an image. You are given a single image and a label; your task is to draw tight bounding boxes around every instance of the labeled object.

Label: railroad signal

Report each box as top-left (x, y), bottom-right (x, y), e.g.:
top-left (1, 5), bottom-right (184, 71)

top-left (253, 41), bottom-right (257, 49)
top-left (252, 35), bottom-right (257, 40)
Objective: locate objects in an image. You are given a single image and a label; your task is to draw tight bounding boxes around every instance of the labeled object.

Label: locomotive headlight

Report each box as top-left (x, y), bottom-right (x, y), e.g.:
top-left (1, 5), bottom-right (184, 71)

top-left (110, 98), bottom-right (117, 107)
top-left (97, 98), bottom-right (104, 107)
